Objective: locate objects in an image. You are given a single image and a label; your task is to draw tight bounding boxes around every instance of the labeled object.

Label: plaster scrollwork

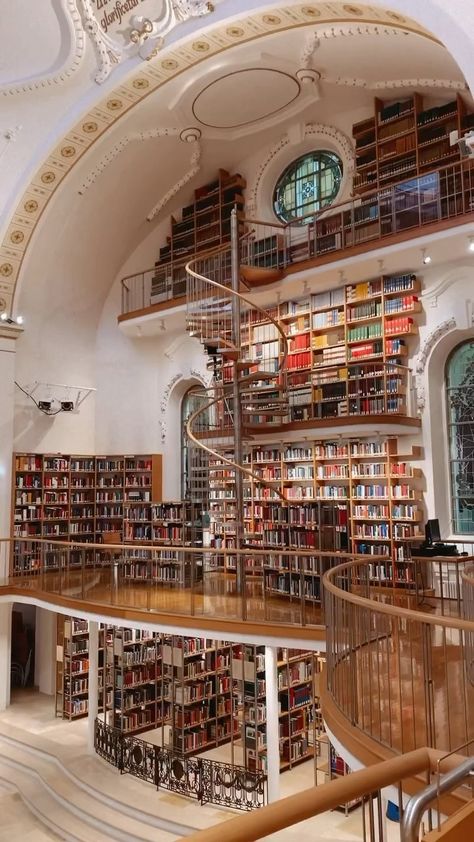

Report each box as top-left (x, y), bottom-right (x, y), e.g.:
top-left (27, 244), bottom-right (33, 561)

top-left (415, 317), bottom-right (457, 413)
top-left (297, 24), bottom-right (466, 92)
top-left (0, 0), bottom-right (85, 96)
top-left (79, 127), bottom-right (181, 194)
top-left (159, 372), bottom-right (182, 442)
top-left (79, 0), bottom-right (213, 84)
top-left (146, 141), bottom-right (201, 221)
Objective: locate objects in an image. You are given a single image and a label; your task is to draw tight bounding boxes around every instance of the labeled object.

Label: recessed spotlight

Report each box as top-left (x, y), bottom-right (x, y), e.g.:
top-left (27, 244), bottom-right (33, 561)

top-left (38, 401), bottom-right (52, 412)
top-left (15, 315), bottom-right (24, 325)
top-left (468, 236), bottom-right (474, 252)
top-left (421, 248), bottom-right (431, 265)
top-left (60, 401), bottom-right (74, 412)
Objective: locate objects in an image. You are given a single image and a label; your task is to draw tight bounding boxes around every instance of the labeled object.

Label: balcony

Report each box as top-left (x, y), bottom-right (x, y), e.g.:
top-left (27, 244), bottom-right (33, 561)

top-left (120, 160), bottom-right (474, 319)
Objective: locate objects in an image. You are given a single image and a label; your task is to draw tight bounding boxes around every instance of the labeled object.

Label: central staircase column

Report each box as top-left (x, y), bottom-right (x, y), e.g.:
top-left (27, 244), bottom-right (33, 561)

top-left (230, 207), bottom-right (245, 600)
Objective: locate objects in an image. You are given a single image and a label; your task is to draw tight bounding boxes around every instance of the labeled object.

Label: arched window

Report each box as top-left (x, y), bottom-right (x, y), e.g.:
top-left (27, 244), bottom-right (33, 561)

top-left (446, 341), bottom-right (474, 534)
top-left (181, 386), bottom-right (209, 500)
top-left (273, 151), bottom-right (342, 223)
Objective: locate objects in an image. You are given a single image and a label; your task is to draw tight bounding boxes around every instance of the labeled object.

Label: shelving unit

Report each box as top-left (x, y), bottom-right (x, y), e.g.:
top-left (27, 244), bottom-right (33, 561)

top-left (352, 93), bottom-right (471, 196)
top-left (237, 273), bottom-right (421, 426)
top-left (11, 454), bottom-right (163, 571)
top-left (152, 170), bottom-right (246, 302)
top-left (55, 616), bottom-right (110, 720)
top-left (108, 627), bottom-right (163, 734)
top-left (162, 636), bottom-right (236, 755)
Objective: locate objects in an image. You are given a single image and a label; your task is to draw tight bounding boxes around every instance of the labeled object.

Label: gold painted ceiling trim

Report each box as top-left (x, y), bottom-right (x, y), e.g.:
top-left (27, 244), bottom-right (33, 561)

top-left (0, 2), bottom-right (435, 313)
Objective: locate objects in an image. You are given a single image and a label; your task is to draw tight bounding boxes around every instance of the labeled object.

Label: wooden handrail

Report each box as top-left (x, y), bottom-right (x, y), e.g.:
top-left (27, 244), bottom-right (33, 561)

top-left (323, 559), bottom-right (474, 633)
top-left (0, 536), bottom-right (385, 560)
top-left (178, 748), bottom-right (467, 842)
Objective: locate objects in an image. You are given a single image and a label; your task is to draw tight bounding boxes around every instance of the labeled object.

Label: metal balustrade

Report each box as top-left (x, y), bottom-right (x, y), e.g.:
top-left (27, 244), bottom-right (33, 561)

top-left (324, 556), bottom-right (474, 758)
top-left (94, 718), bottom-right (266, 811)
top-left (1, 537), bottom-right (384, 630)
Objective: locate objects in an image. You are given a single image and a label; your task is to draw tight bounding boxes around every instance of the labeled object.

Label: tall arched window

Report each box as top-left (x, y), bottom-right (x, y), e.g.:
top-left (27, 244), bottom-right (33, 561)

top-left (446, 341), bottom-right (474, 534)
top-left (181, 386), bottom-right (209, 500)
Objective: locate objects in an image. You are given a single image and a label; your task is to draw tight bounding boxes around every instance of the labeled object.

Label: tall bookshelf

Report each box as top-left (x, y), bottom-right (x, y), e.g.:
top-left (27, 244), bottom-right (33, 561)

top-left (151, 170), bottom-right (246, 303)
top-left (11, 453), bottom-right (163, 565)
top-left (107, 626), bottom-right (163, 734)
top-left (352, 92), bottom-right (472, 195)
top-left (55, 616), bottom-right (111, 720)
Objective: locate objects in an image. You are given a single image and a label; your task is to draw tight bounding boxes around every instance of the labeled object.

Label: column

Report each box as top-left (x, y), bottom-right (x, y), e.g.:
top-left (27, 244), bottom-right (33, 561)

top-left (34, 608), bottom-right (56, 695)
top-left (0, 327), bottom-right (20, 712)
top-left (87, 620), bottom-right (99, 753)
top-left (0, 326), bottom-right (20, 578)
top-left (0, 603), bottom-right (12, 710)
top-left (265, 644), bottom-right (280, 802)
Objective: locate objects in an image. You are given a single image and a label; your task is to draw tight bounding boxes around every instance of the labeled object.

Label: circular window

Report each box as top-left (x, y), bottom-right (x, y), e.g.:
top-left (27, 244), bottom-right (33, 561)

top-left (273, 151), bottom-right (343, 223)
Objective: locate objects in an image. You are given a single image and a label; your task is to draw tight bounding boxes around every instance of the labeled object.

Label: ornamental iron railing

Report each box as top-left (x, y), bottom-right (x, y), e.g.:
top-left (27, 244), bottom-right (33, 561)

top-left (94, 718), bottom-right (266, 811)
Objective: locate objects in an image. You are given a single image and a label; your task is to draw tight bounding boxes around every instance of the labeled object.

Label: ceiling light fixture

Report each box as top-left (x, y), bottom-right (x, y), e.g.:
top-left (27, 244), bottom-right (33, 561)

top-left (468, 236), bottom-right (474, 252)
top-left (295, 68), bottom-right (321, 86)
top-left (421, 248), bottom-right (432, 265)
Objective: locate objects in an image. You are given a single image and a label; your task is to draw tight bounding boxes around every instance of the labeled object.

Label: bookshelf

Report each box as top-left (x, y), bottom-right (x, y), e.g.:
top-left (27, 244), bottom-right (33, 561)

top-left (238, 272), bottom-right (421, 425)
top-left (232, 645), bottom-right (324, 772)
top-left (352, 93), bottom-right (471, 196)
top-left (162, 635), bottom-right (237, 755)
top-left (55, 616), bottom-right (110, 720)
top-left (152, 170), bottom-right (246, 303)
top-left (108, 627), bottom-right (162, 734)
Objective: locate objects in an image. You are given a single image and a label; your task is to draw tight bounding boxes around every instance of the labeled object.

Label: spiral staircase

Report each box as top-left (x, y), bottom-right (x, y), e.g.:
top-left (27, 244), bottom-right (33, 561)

top-left (185, 221), bottom-right (289, 552)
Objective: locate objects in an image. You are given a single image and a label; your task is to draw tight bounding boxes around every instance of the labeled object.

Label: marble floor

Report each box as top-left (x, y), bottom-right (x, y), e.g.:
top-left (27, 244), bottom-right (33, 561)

top-left (0, 689), bottom-right (403, 841)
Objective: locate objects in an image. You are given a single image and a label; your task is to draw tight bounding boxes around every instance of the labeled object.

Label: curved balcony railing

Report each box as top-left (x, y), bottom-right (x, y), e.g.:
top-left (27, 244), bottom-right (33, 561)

top-left (121, 159), bottom-right (474, 317)
top-left (0, 538), bottom-right (385, 635)
top-left (324, 556), bottom-right (474, 759)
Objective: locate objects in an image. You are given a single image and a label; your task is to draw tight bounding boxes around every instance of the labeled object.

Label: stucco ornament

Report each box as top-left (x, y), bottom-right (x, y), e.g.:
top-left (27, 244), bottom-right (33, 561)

top-left (80, 0), bottom-right (214, 83)
top-left (414, 317), bottom-right (457, 413)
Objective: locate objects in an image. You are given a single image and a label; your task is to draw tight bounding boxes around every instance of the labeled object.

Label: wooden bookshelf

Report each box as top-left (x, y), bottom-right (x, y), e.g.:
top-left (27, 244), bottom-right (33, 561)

top-left (151, 170), bottom-right (246, 303)
top-left (108, 627), bottom-right (162, 734)
top-left (11, 454), bottom-right (163, 566)
top-left (162, 635), bottom-right (236, 755)
top-left (352, 92), bottom-right (472, 196)
top-left (55, 616), bottom-right (110, 720)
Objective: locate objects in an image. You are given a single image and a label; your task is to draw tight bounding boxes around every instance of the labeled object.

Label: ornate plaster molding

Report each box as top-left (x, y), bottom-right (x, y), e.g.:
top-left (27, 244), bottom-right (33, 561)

top-left (80, 0), bottom-right (214, 84)
top-left (0, 1), bottom-right (85, 97)
top-left (79, 127), bottom-right (181, 194)
top-left (416, 318), bottom-right (457, 375)
top-left (414, 317), bottom-right (457, 413)
top-left (299, 23), bottom-right (466, 92)
top-left (247, 122), bottom-right (354, 214)
top-left (159, 364), bottom-right (208, 443)
top-left (0, 3), bottom-right (439, 312)
top-left (146, 141), bottom-right (201, 221)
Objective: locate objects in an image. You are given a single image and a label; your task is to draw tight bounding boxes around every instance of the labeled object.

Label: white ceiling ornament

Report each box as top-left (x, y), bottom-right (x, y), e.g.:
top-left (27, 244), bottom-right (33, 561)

top-left (78, 127), bottom-right (181, 194)
top-left (0, 0), bottom-right (85, 97)
top-left (79, 0), bottom-right (214, 84)
top-left (146, 139), bottom-right (201, 221)
top-left (298, 23), bottom-right (467, 92)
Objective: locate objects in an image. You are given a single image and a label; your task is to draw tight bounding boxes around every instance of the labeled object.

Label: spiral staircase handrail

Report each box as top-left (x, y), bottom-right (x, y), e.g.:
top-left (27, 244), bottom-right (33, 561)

top-left (185, 243), bottom-right (291, 503)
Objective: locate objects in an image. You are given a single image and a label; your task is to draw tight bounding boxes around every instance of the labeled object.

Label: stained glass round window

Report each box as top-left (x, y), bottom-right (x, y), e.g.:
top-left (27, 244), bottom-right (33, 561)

top-left (273, 151), bottom-right (342, 223)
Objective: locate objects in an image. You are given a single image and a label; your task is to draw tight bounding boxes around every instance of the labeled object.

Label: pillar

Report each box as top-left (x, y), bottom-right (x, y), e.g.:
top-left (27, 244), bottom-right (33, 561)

top-left (0, 603), bottom-right (12, 710)
top-left (34, 608), bottom-right (56, 695)
top-left (87, 620), bottom-right (99, 753)
top-left (0, 326), bottom-right (20, 579)
top-left (265, 644), bottom-right (280, 802)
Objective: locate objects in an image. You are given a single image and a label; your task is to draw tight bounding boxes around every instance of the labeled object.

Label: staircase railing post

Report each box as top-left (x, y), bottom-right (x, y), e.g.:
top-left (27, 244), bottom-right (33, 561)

top-left (230, 207), bottom-right (245, 610)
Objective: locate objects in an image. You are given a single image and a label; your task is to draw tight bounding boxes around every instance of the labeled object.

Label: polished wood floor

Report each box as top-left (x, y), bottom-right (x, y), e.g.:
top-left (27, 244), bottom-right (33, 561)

top-left (6, 568), bottom-right (324, 628)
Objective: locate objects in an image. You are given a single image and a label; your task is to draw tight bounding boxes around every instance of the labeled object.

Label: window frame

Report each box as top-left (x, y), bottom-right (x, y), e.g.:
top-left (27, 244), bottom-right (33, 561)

top-left (273, 149), bottom-right (343, 224)
top-left (445, 340), bottom-right (474, 536)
